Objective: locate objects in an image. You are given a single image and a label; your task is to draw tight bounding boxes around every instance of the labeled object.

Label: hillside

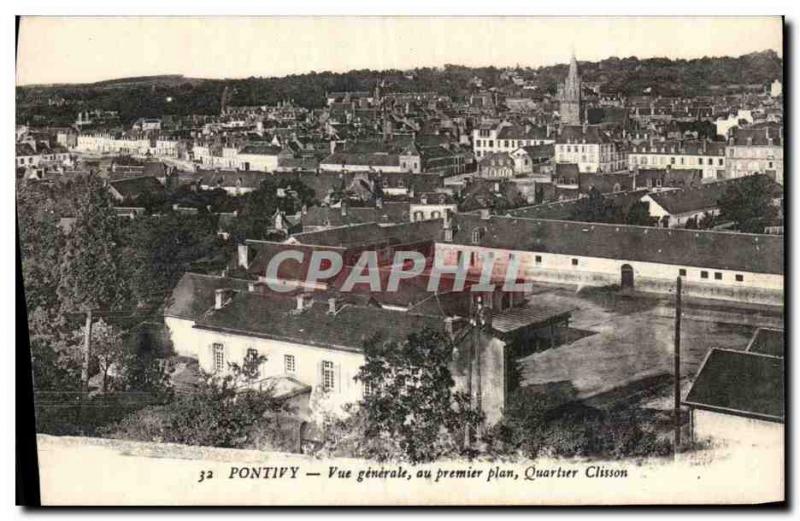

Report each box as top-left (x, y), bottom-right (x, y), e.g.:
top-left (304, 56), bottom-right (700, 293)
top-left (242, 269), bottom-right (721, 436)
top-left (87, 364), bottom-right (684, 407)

top-left (16, 50), bottom-right (783, 127)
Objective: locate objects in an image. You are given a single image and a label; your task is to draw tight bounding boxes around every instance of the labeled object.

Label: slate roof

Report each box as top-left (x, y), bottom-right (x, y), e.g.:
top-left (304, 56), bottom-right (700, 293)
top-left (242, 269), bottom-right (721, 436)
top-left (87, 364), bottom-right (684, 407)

top-left (321, 152), bottom-right (401, 168)
top-left (730, 126), bottom-right (783, 147)
top-left (292, 220), bottom-right (442, 249)
top-left (684, 349), bottom-right (784, 422)
top-left (164, 273), bottom-right (252, 320)
top-left (108, 176), bottom-right (165, 199)
top-left (646, 176), bottom-right (782, 216)
top-left (16, 143), bottom-right (37, 156)
top-left (558, 125), bottom-right (613, 144)
top-left (302, 203), bottom-right (410, 228)
top-left (239, 144), bottom-right (282, 156)
top-left (197, 170), bottom-right (265, 189)
top-left (194, 291), bottom-right (446, 353)
top-left (746, 328), bottom-right (784, 358)
top-left (447, 213), bottom-right (783, 275)
top-left (496, 124), bottom-right (548, 140)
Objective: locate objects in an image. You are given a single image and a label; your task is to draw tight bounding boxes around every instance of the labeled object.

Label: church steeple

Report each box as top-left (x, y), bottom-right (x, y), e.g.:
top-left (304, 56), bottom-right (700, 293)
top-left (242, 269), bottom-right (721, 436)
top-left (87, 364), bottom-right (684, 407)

top-left (568, 50), bottom-right (579, 82)
top-left (559, 49), bottom-right (582, 127)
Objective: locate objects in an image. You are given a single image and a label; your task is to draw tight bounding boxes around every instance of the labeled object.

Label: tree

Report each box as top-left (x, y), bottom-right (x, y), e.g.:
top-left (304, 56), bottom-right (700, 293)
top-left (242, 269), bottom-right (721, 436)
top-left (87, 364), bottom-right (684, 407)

top-left (121, 213), bottom-right (221, 306)
top-left (57, 173), bottom-right (129, 393)
top-left (353, 328), bottom-right (482, 463)
top-left (88, 319), bottom-right (126, 393)
top-left (625, 201), bottom-right (656, 226)
top-left (228, 179), bottom-right (281, 243)
top-left (571, 187), bottom-right (620, 223)
top-left (104, 353), bottom-right (284, 448)
top-left (17, 182), bottom-right (63, 313)
top-left (717, 176), bottom-right (780, 233)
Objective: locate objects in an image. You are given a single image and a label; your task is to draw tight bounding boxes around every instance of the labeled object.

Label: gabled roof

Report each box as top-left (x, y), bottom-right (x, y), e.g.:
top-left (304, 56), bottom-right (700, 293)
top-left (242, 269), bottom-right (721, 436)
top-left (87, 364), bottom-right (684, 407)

top-left (447, 213), bottom-right (783, 275)
top-left (197, 170), bottom-right (265, 189)
top-left (108, 176), bottom-right (165, 199)
top-left (684, 349), bottom-right (784, 423)
top-left (194, 291), bottom-right (446, 353)
top-left (646, 176), bottom-right (782, 216)
top-left (239, 144), bottom-right (282, 156)
top-left (302, 203), bottom-right (410, 228)
top-left (746, 328), bottom-right (784, 358)
top-left (496, 124), bottom-right (548, 140)
top-left (558, 125), bottom-right (613, 144)
top-left (164, 273), bottom-right (252, 320)
top-left (321, 152), bottom-right (401, 168)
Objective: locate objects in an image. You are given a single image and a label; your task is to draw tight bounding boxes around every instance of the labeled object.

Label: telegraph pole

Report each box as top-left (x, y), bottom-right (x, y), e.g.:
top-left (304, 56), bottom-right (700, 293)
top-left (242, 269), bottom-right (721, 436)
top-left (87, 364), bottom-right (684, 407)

top-left (674, 276), bottom-right (682, 457)
top-left (82, 309), bottom-right (93, 394)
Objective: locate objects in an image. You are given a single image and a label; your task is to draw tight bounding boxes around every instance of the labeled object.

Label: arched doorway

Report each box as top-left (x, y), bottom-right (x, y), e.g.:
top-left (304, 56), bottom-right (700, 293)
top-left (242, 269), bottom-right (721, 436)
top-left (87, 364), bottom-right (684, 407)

top-left (621, 264), bottom-right (634, 290)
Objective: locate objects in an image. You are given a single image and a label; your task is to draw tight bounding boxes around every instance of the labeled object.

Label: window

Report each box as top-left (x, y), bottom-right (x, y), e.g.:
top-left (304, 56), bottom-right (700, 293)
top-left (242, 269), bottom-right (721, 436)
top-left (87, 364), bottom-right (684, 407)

top-left (535, 255), bottom-right (542, 265)
top-left (679, 269), bottom-right (687, 277)
top-left (700, 271), bottom-right (709, 279)
top-left (284, 354), bottom-right (296, 374)
top-left (571, 258), bottom-right (579, 266)
top-left (364, 380), bottom-right (376, 397)
top-left (471, 228), bottom-right (482, 244)
top-left (736, 274), bottom-right (744, 282)
top-left (246, 347), bottom-right (258, 360)
top-left (322, 360), bottom-right (335, 391)
top-left (213, 343), bottom-right (225, 372)
top-left (714, 272), bottom-right (722, 280)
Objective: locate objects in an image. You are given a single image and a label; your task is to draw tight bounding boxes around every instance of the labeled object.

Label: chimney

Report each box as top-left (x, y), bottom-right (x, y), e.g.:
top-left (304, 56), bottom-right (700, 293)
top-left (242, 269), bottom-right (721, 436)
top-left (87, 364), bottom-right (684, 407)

top-left (214, 288), bottom-right (229, 310)
top-left (330, 140), bottom-right (336, 154)
top-left (444, 317), bottom-right (456, 339)
top-left (237, 243), bottom-right (250, 269)
top-left (295, 294), bottom-right (312, 312)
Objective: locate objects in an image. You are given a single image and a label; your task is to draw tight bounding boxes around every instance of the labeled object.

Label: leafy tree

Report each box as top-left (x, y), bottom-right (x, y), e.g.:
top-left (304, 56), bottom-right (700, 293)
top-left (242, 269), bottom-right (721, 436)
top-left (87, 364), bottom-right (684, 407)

top-left (571, 187), bottom-right (620, 223)
top-left (58, 173), bottom-right (129, 313)
top-left (16, 183), bottom-right (63, 313)
top-left (57, 173), bottom-right (129, 391)
top-left (88, 319), bottom-right (126, 393)
top-left (121, 213), bottom-right (221, 306)
top-left (718, 176), bottom-right (780, 233)
top-left (104, 354), bottom-right (284, 448)
top-left (352, 328), bottom-right (482, 463)
top-left (486, 387), bottom-right (671, 459)
top-left (625, 201), bottom-right (656, 226)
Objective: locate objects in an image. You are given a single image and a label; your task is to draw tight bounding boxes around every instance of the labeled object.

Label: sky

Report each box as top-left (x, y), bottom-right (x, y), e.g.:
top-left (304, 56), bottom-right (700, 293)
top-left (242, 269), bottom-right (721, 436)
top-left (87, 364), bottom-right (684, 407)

top-left (16, 16), bottom-right (783, 86)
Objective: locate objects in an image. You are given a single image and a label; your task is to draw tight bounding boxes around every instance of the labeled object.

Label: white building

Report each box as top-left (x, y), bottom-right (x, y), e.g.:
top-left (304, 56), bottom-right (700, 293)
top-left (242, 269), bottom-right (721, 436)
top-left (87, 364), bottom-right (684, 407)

top-left (684, 331), bottom-right (783, 449)
top-left (715, 109), bottom-right (753, 137)
top-left (628, 140), bottom-right (727, 181)
top-left (725, 126), bottom-right (784, 184)
top-left (472, 121), bottom-right (554, 160)
top-left (770, 79), bottom-right (782, 98)
top-left (164, 272), bottom-right (506, 423)
top-left (555, 124), bottom-right (626, 173)
top-left (237, 144), bottom-right (281, 172)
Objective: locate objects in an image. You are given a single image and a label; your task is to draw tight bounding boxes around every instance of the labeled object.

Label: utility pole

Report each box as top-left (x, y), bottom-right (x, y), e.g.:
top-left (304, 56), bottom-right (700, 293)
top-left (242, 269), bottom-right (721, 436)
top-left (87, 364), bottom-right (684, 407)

top-left (674, 276), bottom-right (682, 457)
top-left (465, 297), bottom-right (474, 449)
top-left (82, 309), bottom-right (93, 393)
top-left (474, 295), bottom-right (484, 439)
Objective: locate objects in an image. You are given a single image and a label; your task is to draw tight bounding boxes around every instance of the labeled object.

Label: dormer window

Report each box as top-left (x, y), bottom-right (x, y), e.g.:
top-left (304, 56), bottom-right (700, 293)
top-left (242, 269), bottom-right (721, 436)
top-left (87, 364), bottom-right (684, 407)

top-left (471, 228), bottom-right (483, 244)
